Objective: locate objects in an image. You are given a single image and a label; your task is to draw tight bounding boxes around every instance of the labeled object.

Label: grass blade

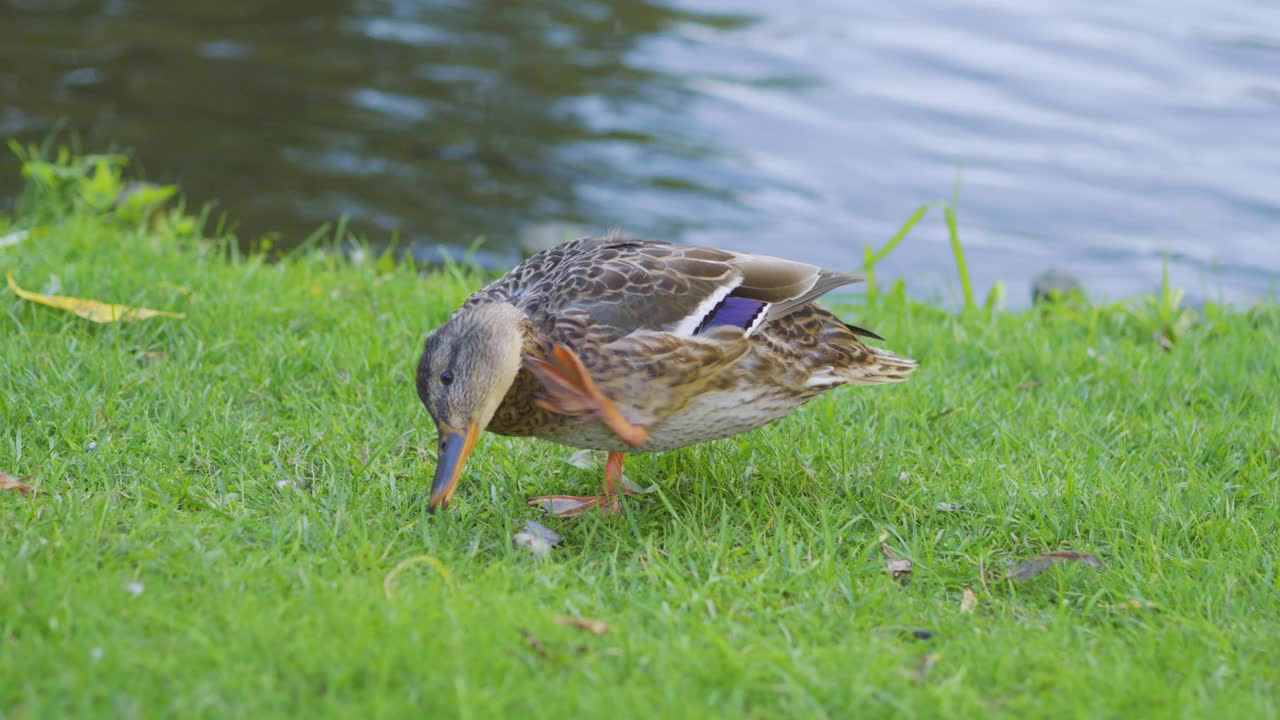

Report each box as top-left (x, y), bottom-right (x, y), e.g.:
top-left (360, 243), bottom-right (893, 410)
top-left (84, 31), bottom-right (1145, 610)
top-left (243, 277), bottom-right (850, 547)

top-left (944, 205), bottom-right (974, 311)
top-left (863, 245), bottom-right (877, 297)
top-left (871, 204), bottom-right (929, 266)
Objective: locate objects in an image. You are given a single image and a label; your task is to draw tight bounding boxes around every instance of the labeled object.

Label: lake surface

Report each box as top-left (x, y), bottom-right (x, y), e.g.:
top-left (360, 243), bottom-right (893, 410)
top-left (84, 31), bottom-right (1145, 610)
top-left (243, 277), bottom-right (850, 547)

top-left (3, 0), bottom-right (1278, 305)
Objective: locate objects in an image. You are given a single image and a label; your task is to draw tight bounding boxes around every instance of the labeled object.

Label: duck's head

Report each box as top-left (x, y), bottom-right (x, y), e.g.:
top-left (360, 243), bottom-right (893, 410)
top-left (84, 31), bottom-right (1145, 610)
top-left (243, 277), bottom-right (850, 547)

top-left (416, 302), bottom-right (524, 511)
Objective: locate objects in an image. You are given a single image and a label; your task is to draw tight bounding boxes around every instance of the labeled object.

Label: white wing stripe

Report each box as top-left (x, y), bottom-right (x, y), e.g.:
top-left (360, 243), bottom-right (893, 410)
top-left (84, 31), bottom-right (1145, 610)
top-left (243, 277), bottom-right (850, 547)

top-left (668, 277), bottom-right (742, 337)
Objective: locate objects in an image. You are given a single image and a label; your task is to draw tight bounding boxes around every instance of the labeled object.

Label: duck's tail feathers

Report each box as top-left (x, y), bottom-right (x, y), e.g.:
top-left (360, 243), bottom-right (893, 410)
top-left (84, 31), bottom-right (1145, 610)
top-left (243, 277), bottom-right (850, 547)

top-left (806, 345), bottom-right (918, 388)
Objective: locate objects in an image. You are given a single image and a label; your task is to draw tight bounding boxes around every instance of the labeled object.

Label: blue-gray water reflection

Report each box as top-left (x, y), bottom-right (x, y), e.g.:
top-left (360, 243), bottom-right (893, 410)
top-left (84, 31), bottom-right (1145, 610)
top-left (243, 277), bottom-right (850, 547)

top-left (2, 0), bottom-right (1277, 304)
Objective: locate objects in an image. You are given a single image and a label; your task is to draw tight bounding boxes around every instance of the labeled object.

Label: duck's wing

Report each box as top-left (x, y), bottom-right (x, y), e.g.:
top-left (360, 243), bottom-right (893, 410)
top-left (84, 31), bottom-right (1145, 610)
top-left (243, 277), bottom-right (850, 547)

top-left (524, 325), bottom-right (754, 429)
top-left (520, 234), bottom-right (863, 339)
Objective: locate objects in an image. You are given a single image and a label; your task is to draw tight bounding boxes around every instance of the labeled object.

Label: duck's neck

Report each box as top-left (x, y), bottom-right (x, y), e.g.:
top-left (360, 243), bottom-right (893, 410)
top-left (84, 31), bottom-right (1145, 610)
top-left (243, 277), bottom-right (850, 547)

top-left (457, 301), bottom-right (526, 428)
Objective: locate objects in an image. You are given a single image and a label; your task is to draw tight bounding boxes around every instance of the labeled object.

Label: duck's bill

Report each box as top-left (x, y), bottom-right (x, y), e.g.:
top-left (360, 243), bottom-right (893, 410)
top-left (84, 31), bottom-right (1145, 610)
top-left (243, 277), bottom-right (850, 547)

top-left (429, 421), bottom-right (479, 511)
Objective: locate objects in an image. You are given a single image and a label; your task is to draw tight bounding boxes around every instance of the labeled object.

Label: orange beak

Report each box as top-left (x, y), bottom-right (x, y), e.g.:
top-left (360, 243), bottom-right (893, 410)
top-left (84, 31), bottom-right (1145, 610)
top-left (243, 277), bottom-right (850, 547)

top-left (428, 421), bottom-right (480, 511)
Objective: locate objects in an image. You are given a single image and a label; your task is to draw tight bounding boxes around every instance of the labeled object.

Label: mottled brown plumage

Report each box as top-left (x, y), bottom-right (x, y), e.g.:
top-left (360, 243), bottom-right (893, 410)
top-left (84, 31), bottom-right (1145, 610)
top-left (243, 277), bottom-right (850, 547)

top-left (416, 233), bottom-right (916, 515)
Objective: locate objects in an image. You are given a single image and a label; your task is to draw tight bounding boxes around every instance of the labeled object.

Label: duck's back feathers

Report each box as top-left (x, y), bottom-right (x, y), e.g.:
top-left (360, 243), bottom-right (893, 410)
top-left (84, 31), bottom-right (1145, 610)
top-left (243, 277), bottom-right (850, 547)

top-left (480, 234), bottom-right (862, 340)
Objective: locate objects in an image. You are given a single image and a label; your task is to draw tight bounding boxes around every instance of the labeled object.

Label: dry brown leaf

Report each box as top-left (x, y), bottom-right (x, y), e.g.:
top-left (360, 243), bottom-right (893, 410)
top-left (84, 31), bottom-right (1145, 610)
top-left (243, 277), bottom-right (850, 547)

top-left (138, 351), bottom-right (167, 365)
top-left (7, 271), bottom-right (185, 323)
top-left (1006, 550), bottom-right (1103, 582)
top-left (1018, 380), bottom-right (1042, 391)
top-left (553, 615), bottom-right (610, 636)
top-left (880, 539), bottom-right (913, 583)
top-left (1, 471), bottom-right (35, 496)
top-left (520, 629), bottom-right (548, 658)
top-left (960, 588), bottom-right (978, 613)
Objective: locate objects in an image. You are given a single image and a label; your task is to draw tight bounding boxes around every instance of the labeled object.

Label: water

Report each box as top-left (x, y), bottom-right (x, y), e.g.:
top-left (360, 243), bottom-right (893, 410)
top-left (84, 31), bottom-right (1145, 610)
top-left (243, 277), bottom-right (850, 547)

top-left (3, 0), bottom-right (1278, 305)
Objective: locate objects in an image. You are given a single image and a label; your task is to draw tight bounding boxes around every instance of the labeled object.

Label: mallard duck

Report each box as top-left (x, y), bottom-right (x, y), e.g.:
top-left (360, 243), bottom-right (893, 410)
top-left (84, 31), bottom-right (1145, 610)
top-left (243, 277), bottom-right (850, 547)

top-left (416, 233), bottom-right (916, 516)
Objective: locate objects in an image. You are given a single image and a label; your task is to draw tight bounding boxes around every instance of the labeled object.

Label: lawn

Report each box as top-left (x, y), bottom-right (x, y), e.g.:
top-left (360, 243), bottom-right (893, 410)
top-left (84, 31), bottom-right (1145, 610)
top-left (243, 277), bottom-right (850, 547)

top-left (2, 150), bottom-right (1279, 719)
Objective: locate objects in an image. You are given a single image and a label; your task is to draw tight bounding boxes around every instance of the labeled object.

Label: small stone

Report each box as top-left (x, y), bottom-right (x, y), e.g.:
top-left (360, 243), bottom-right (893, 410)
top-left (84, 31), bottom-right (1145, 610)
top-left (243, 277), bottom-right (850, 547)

top-left (1031, 268), bottom-right (1084, 305)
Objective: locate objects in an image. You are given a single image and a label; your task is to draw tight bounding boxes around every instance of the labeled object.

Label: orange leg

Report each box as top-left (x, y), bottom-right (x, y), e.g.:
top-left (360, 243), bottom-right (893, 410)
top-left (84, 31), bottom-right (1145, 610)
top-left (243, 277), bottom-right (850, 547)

top-left (528, 451), bottom-right (635, 517)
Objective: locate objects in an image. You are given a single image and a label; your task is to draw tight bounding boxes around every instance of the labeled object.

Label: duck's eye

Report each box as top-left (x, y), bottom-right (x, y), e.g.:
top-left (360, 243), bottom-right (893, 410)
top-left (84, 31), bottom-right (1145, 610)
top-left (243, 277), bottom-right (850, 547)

top-left (440, 370), bottom-right (454, 386)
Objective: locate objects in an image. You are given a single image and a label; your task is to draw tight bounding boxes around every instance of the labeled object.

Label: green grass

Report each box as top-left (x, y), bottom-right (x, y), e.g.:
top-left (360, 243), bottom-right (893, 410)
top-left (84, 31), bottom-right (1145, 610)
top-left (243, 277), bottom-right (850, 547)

top-left (2, 150), bottom-right (1279, 719)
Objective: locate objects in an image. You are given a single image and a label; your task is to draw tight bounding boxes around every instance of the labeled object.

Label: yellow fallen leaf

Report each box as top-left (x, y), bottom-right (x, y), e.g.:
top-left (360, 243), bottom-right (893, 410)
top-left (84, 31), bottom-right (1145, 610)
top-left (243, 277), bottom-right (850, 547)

top-left (960, 588), bottom-right (978, 613)
top-left (7, 271), bottom-right (185, 323)
top-left (1, 471), bottom-right (35, 496)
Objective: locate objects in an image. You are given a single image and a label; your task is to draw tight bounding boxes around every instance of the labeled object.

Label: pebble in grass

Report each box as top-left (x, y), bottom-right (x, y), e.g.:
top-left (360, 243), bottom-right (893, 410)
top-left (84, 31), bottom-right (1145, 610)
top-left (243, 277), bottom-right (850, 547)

top-left (1031, 268), bottom-right (1085, 304)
